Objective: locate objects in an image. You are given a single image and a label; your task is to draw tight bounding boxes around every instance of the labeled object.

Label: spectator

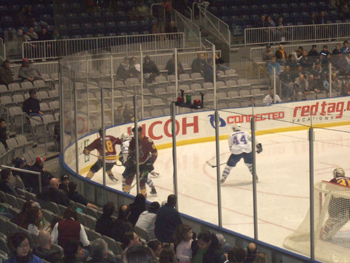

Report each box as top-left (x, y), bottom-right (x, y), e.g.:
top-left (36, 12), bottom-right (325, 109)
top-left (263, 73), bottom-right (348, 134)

top-left (333, 76), bottom-right (343, 93)
top-left (59, 174), bottom-right (69, 194)
top-left (51, 206), bottom-right (90, 250)
top-left (113, 204), bottom-right (133, 242)
top-left (192, 53), bottom-right (207, 75)
top-left (33, 230), bottom-right (63, 263)
top-left (54, 115), bottom-right (60, 149)
top-left (23, 206), bottom-right (47, 236)
top-left (123, 104), bottom-right (133, 123)
top-left (267, 56), bottom-right (280, 75)
top-left (263, 89), bottom-right (282, 105)
top-left (317, 11), bottom-right (328, 25)
top-left (68, 182), bottom-right (98, 209)
top-left (285, 54), bottom-right (298, 71)
top-left (162, 0), bottom-right (171, 22)
top-left (125, 245), bottom-right (156, 263)
top-left (147, 240), bottom-right (162, 259)
top-left (18, 59), bottom-right (43, 82)
top-left (216, 234), bottom-right (230, 254)
top-left (174, 225), bottom-right (193, 263)
top-left (335, 54), bottom-right (348, 76)
top-left (154, 194), bottom-right (183, 243)
top-left (50, 215), bottom-right (63, 234)
top-left (130, 57), bottom-right (141, 79)
top-left (152, 19), bottom-right (167, 40)
top-left (266, 15), bottom-right (281, 41)
top-left (203, 58), bottom-right (215, 83)
top-left (191, 231), bottom-right (226, 263)
top-left (128, 193), bottom-right (146, 226)
top-left (165, 21), bottom-right (178, 39)
top-left (114, 105), bottom-right (124, 125)
top-left (279, 66), bottom-right (295, 99)
top-left (0, 60), bottom-right (15, 85)
top-left (261, 44), bottom-right (273, 62)
top-left (275, 44), bottom-right (287, 65)
top-left (14, 158), bottom-right (40, 192)
top-left (311, 62), bottom-right (323, 86)
top-left (136, 0), bottom-right (151, 19)
top-left (28, 157), bottom-right (54, 191)
top-left (120, 231), bottom-right (142, 255)
top-left (332, 44), bottom-right (341, 56)
top-left (63, 240), bottom-right (85, 263)
top-left (23, 27), bottom-right (38, 43)
top-left (253, 252), bottom-right (268, 263)
top-left (166, 54), bottom-right (184, 75)
top-left (291, 46), bottom-right (303, 63)
top-left (277, 17), bottom-right (287, 39)
top-left (308, 45), bottom-right (319, 63)
top-left (244, 243), bottom-right (257, 263)
top-left (308, 75), bottom-right (320, 93)
top-left (320, 45), bottom-right (331, 66)
top-left (256, 14), bottom-right (267, 28)
top-left (23, 89), bottom-right (43, 117)
top-left (37, 28), bottom-right (52, 41)
top-left (215, 53), bottom-right (229, 71)
top-left (117, 57), bottom-right (133, 81)
top-left (340, 41), bottom-right (350, 57)
top-left (135, 201), bottom-right (160, 240)
top-left (52, 29), bottom-right (60, 41)
top-left (307, 13), bottom-right (317, 25)
top-left (0, 168), bottom-right (20, 197)
top-left (340, 2), bottom-right (350, 20)
top-left (159, 247), bottom-right (177, 263)
top-left (128, 6), bottom-right (140, 20)
top-left (228, 247), bottom-right (247, 263)
top-left (88, 238), bottom-right (114, 263)
top-left (294, 74), bottom-right (309, 101)
top-left (37, 178), bottom-right (70, 206)
top-left (12, 200), bottom-right (35, 227)
top-left (295, 65), bottom-right (306, 78)
top-left (0, 118), bottom-right (8, 150)
top-left (143, 55), bottom-right (160, 83)
top-left (5, 232), bottom-right (44, 263)
top-left (341, 81), bottom-right (350, 96)
top-left (299, 51), bottom-right (313, 70)
top-left (96, 202), bottom-right (115, 238)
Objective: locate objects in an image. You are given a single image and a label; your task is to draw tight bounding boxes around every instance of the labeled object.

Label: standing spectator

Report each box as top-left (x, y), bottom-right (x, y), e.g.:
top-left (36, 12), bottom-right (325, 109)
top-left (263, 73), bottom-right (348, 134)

top-left (128, 193), bottom-right (146, 226)
top-left (154, 194), bottom-right (182, 243)
top-left (123, 104), bottom-right (133, 123)
top-left (266, 16), bottom-right (281, 41)
top-left (165, 21), bottom-right (178, 39)
top-left (263, 89), bottom-right (282, 105)
top-left (261, 44), bottom-right (273, 62)
top-left (275, 44), bottom-right (287, 65)
top-left (5, 232), bottom-right (44, 263)
top-left (0, 168), bottom-right (20, 197)
top-left (340, 41), bottom-right (350, 57)
top-left (279, 66), bottom-right (296, 99)
top-left (0, 118), bottom-right (8, 149)
top-left (320, 45), bottom-right (331, 66)
top-left (191, 53), bottom-right (207, 75)
top-left (88, 238), bottom-right (114, 263)
top-left (18, 59), bottom-right (43, 82)
top-left (267, 56), bottom-right (280, 75)
top-left (37, 178), bottom-right (70, 206)
top-left (68, 182), bottom-right (99, 209)
top-left (162, 0), bottom-right (171, 22)
top-left (165, 54), bottom-right (184, 75)
top-left (117, 57), bottom-right (133, 81)
top-left (59, 174), bottom-right (69, 194)
top-left (308, 45), bottom-right (319, 63)
top-left (33, 230), bottom-right (63, 263)
top-left (143, 55), bottom-right (160, 83)
top-left (63, 240), bottom-right (85, 263)
top-left (244, 243), bottom-right (257, 263)
top-left (23, 90), bottom-right (43, 117)
top-left (174, 225), bottom-right (193, 263)
top-left (96, 202), bottom-right (115, 238)
top-left (277, 17), bottom-right (287, 40)
top-left (0, 60), bottom-right (15, 85)
top-left (294, 74), bottom-right (309, 101)
top-left (257, 14), bottom-right (267, 27)
top-left (135, 201), bottom-right (160, 240)
top-left (191, 231), bottom-right (226, 263)
top-left (317, 11), bottom-right (328, 25)
top-left (228, 247), bottom-right (247, 263)
top-left (136, 0), bottom-right (151, 19)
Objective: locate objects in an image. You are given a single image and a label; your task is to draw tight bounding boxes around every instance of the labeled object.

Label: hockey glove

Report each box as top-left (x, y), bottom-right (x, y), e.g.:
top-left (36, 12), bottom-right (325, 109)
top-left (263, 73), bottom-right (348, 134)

top-left (83, 149), bottom-right (90, 155)
top-left (256, 143), bottom-right (263, 154)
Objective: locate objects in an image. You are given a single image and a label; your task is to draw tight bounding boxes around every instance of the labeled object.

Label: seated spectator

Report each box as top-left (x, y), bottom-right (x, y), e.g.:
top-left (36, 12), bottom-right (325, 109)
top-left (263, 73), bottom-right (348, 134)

top-left (311, 62), bottom-right (323, 85)
top-left (308, 75), bottom-right (320, 93)
top-left (267, 56), bottom-right (280, 75)
top-left (279, 66), bottom-right (296, 99)
top-left (266, 15), bottom-right (281, 41)
top-left (52, 29), bottom-right (60, 41)
top-left (263, 89), bottom-right (282, 105)
top-left (152, 19), bottom-right (167, 40)
top-left (23, 206), bottom-right (47, 236)
top-left (299, 51), bottom-right (313, 70)
top-left (275, 44), bottom-right (287, 65)
top-left (0, 168), bottom-right (21, 197)
top-left (18, 59), bottom-right (43, 82)
top-left (159, 247), bottom-right (177, 263)
top-left (215, 53), bottom-right (229, 71)
top-left (13, 157), bottom-right (30, 187)
top-left (340, 41), bottom-right (350, 57)
top-left (174, 224), bottom-right (193, 263)
top-left (147, 240), bottom-right (162, 259)
top-left (294, 74), bottom-right (309, 101)
top-left (96, 202), bottom-right (115, 238)
top-left (285, 55), bottom-right (298, 71)
top-left (34, 230), bottom-right (63, 263)
top-left (191, 231), bottom-right (226, 263)
top-left (135, 201), bottom-right (160, 240)
top-left (0, 118), bottom-right (8, 149)
top-left (166, 54), bottom-right (184, 75)
top-left (37, 178), bottom-right (70, 206)
top-left (37, 28), bottom-right (52, 41)
top-left (165, 21), bottom-right (178, 39)
top-left (244, 242), bottom-right (258, 263)
top-left (335, 54), bottom-right (348, 76)
top-left (228, 247), bottom-right (247, 263)
top-left (256, 14), bottom-right (267, 28)
top-left (317, 11), bottom-right (328, 25)
top-left (88, 238), bottom-right (115, 263)
top-left (307, 13), bottom-right (317, 25)
top-left (113, 205), bottom-right (133, 242)
top-left (123, 104), bottom-right (133, 123)
top-left (332, 44), bottom-right (341, 56)
top-left (117, 57), bottom-right (133, 81)
top-left (63, 240), bottom-right (85, 263)
top-left (130, 57), bottom-right (141, 79)
top-left (128, 6), bottom-right (140, 20)
top-left (68, 182), bottom-right (98, 209)
top-left (120, 231), bottom-right (142, 256)
top-left (59, 174), bottom-right (69, 194)
top-left (253, 252), bottom-right (268, 263)
top-left (192, 53), bottom-right (206, 75)
top-left (136, 0), bottom-right (151, 19)
top-left (6, 232), bottom-right (44, 263)
top-left (262, 44), bottom-right (273, 62)
top-left (320, 45), bottom-right (331, 66)
top-left (203, 58), bottom-right (216, 83)
top-left (12, 200), bottom-right (36, 226)
top-left (155, 194), bottom-right (183, 243)
top-left (308, 45), bottom-right (320, 63)
top-left (143, 55), bottom-right (160, 83)
top-left (51, 206), bottom-right (90, 250)
top-left (341, 81), bottom-right (350, 96)
top-left (0, 60), bottom-right (15, 85)
top-left (128, 193), bottom-right (146, 226)
top-left (291, 47), bottom-right (303, 63)
top-left (23, 89), bottom-right (44, 118)
top-left (23, 27), bottom-right (38, 43)
top-left (332, 76), bottom-right (343, 93)
top-left (125, 245), bottom-right (157, 263)
top-left (114, 105), bottom-right (124, 125)
top-left (29, 157), bottom-right (54, 191)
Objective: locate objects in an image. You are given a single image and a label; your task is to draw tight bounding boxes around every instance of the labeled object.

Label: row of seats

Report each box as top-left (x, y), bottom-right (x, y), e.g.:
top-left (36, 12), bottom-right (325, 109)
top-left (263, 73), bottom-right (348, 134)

top-left (0, 91), bottom-right (59, 109)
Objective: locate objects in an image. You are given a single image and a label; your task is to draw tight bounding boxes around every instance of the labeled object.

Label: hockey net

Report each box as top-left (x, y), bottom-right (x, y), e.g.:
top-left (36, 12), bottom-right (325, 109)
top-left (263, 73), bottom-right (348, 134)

top-left (284, 181), bottom-right (350, 263)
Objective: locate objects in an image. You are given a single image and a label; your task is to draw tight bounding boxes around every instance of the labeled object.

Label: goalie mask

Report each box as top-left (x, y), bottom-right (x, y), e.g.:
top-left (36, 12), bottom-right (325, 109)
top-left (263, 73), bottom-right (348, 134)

top-left (232, 123), bottom-right (241, 131)
top-left (333, 167), bottom-right (345, 178)
top-left (121, 133), bottom-right (130, 142)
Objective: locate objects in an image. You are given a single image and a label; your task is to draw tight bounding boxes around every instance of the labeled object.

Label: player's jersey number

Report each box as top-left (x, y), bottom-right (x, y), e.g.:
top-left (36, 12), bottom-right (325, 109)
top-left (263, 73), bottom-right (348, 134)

top-left (233, 135), bottom-right (247, 145)
top-left (336, 178), bottom-right (350, 187)
top-left (105, 141), bottom-right (114, 153)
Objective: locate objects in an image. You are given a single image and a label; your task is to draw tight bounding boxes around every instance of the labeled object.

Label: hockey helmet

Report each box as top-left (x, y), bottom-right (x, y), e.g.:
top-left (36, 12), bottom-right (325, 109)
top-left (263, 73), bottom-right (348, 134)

top-left (333, 167), bottom-right (345, 178)
top-left (232, 123), bottom-right (241, 131)
top-left (121, 133), bottom-right (130, 142)
top-left (132, 126), bottom-right (142, 133)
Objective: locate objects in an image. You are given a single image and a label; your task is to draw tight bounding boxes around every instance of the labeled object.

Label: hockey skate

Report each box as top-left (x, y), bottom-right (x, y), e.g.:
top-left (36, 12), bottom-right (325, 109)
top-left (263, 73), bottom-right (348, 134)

top-left (220, 178), bottom-right (226, 184)
top-left (150, 171), bottom-right (159, 177)
top-left (108, 175), bottom-right (118, 182)
top-left (150, 187), bottom-right (157, 196)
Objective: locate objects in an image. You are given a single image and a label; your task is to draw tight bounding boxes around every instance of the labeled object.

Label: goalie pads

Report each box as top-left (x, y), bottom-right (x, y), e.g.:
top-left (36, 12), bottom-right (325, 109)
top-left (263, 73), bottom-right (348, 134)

top-left (256, 143), bottom-right (263, 154)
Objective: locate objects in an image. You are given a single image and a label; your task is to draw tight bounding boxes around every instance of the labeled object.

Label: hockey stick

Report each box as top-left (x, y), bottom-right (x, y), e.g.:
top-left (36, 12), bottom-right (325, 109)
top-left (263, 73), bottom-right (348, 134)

top-left (206, 161), bottom-right (226, 168)
top-left (127, 170), bottom-right (149, 194)
top-left (85, 152), bottom-right (123, 166)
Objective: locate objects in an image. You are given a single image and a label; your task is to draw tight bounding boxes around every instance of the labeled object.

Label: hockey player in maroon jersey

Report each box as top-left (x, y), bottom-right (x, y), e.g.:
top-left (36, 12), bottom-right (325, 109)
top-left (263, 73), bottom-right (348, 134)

top-left (124, 126), bottom-right (158, 196)
top-left (83, 128), bottom-right (122, 182)
top-left (322, 167), bottom-right (350, 240)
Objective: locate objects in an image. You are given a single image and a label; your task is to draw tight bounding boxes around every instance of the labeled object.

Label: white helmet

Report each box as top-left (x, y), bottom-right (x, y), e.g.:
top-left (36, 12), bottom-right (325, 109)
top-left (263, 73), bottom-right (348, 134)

top-left (333, 167), bottom-right (345, 178)
top-left (232, 123), bottom-right (241, 131)
top-left (121, 133), bottom-right (130, 142)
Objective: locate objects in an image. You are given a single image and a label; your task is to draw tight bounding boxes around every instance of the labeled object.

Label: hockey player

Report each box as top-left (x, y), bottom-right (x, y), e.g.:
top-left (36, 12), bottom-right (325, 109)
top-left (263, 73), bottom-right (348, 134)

top-left (124, 126), bottom-right (158, 196)
top-left (84, 128), bottom-right (122, 182)
top-left (220, 123), bottom-right (262, 184)
top-left (322, 167), bottom-right (350, 240)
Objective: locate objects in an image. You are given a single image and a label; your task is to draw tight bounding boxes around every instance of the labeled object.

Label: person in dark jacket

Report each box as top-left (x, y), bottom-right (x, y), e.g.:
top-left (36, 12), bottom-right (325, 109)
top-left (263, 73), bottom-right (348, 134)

top-left (96, 202), bottom-right (115, 238)
top-left (143, 55), bottom-right (160, 83)
top-left (112, 205), bottom-right (133, 242)
top-left (191, 231), bottom-right (226, 263)
top-left (68, 182), bottom-right (98, 209)
top-left (154, 194), bottom-right (182, 243)
top-left (0, 60), bottom-right (14, 85)
top-left (228, 246), bottom-right (247, 263)
top-left (165, 54), bottom-right (184, 75)
top-left (59, 175), bottom-right (69, 195)
top-left (37, 178), bottom-right (70, 207)
top-left (0, 118), bottom-right (8, 149)
top-left (244, 243), bottom-right (258, 263)
top-left (116, 57), bottom-right (133, 81)
top-left (28, 157), bottom-right (53, 192)
top-left (33, 230), bottom-right (63, 263)
top-left (23, 89), bottom-right (43, 117)
top-left (192, 53), bottom-right (207, 75)
top-left (0, 168), bottom-right (20, 197)
top-left (128, 193), bottom-right (146, 226)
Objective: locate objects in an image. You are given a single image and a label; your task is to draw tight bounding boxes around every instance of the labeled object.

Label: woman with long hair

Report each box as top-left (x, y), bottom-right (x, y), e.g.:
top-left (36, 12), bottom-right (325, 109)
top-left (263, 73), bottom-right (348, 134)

top-left (25, 206), bottom-right (45, 236)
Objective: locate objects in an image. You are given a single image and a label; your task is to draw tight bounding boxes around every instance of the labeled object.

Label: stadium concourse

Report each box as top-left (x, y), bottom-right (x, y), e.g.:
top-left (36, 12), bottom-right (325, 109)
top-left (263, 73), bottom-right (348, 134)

top-left (82, 124), bottom-right (350, 253)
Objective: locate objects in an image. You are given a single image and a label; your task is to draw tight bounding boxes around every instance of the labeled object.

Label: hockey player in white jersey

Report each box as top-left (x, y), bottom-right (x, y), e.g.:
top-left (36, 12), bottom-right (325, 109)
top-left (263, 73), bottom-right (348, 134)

top-left (220, 123), bottom-right (263, 184)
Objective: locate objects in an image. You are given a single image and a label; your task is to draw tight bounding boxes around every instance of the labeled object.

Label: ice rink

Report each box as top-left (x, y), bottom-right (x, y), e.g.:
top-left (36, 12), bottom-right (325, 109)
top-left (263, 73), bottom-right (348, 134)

top-left (83, 125), bottom-right (350, 251)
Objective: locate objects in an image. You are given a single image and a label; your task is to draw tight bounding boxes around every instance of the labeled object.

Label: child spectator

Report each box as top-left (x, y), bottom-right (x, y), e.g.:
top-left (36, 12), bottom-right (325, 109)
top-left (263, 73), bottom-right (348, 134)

top-left (174, 225), bottom-right (193, 263)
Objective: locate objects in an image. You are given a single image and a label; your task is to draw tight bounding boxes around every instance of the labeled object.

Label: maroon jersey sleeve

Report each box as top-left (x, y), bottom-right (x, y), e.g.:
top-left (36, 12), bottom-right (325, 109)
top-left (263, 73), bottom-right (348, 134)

top-left (84, 138), bottom-right (100, 153)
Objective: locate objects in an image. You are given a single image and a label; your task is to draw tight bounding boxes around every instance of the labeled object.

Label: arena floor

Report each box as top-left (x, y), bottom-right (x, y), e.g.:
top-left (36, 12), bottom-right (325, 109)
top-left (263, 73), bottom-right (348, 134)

top-left (82, 125), bottom-right (350, 251)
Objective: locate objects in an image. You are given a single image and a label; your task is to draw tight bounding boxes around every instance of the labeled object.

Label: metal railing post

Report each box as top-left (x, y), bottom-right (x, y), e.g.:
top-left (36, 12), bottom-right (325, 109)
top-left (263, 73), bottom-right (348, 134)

top-left (273, 67), bottom-right (277, 104)
top-left (73, 78), bottom-right (79, 175)
top-left (171, 102), bottom-right (178, 210)
top-left (140, 45), bottom-right (144, 120)
top-left (133, 95), bottom-right (140, 194)
top-left (329, 63), bottom-right (332, 96)
top-left (251, 117), bottom-right (258, 241)
top-left (101, 89), bottom-right (107, 190)
top-left (309, 127), bottom-right (315, 262)
top-left (215, 109), bottom-right (222, 228)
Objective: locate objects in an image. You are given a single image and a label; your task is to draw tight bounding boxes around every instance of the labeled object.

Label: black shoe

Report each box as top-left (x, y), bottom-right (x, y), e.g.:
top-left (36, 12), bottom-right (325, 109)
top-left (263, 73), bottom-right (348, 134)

top-left (150, 187), bottom-right (157, 195)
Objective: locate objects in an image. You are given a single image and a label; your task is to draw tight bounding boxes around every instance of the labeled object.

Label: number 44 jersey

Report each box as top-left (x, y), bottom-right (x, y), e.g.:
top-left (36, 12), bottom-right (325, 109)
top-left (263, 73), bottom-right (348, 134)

top-left (85, 135), bottom-right (122, 163)
top-left (228, 131), bottom-right (258, 155)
